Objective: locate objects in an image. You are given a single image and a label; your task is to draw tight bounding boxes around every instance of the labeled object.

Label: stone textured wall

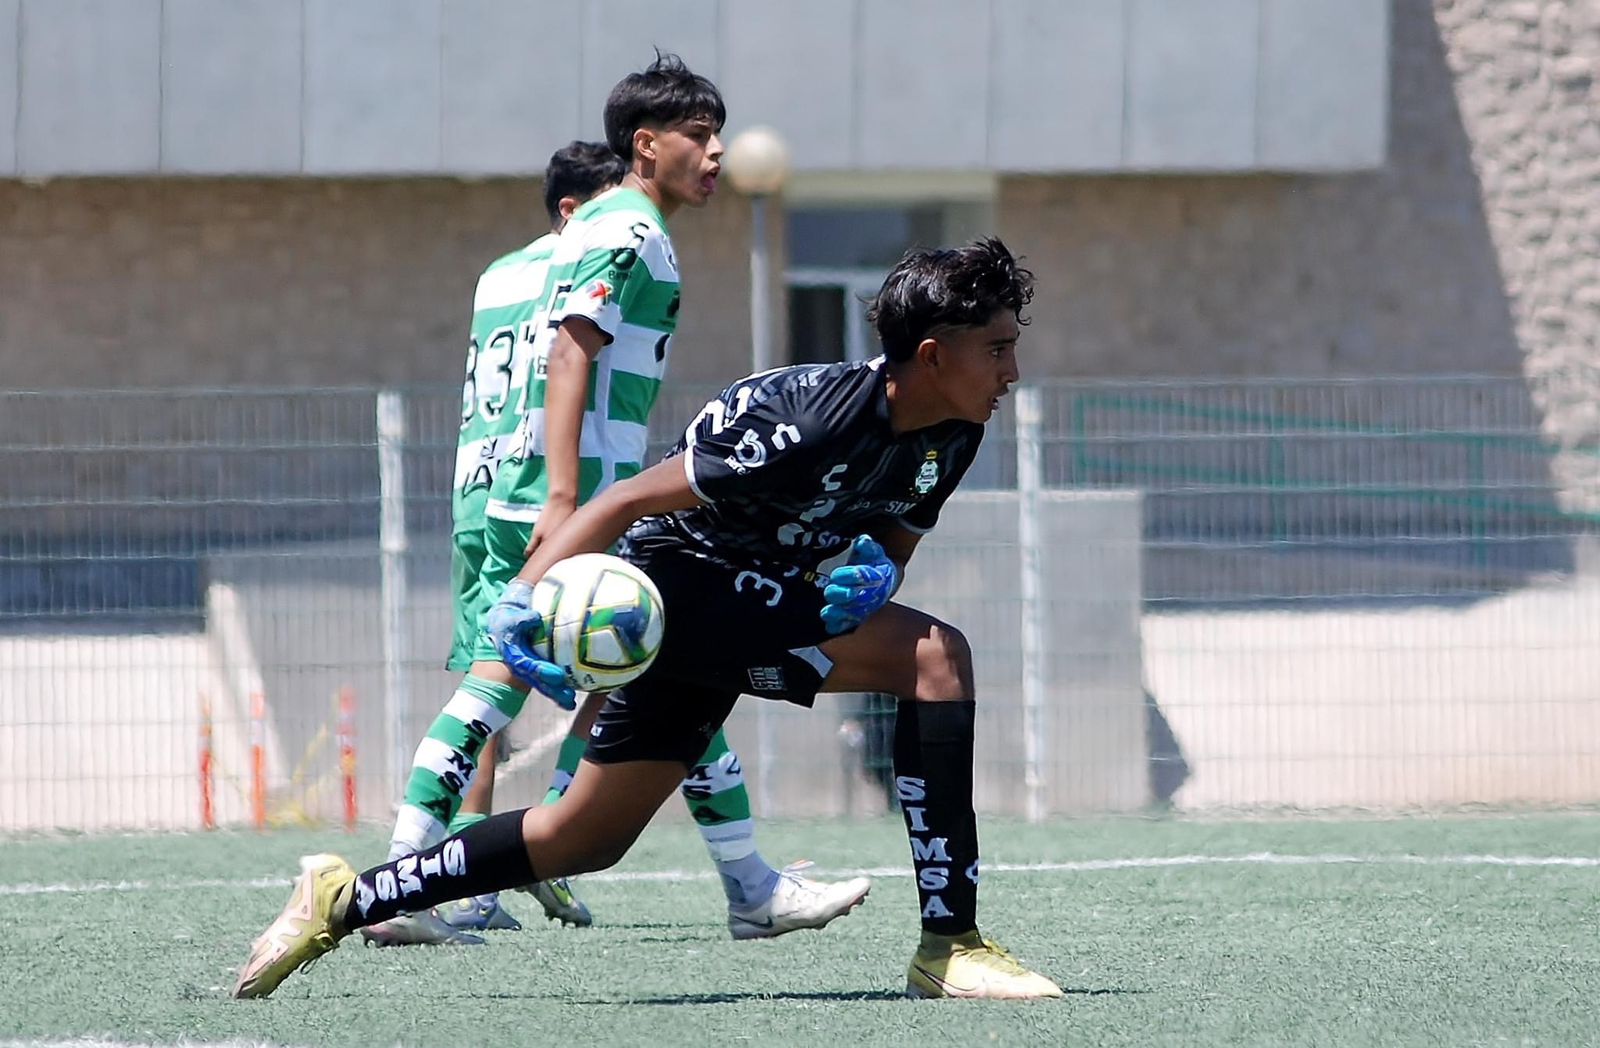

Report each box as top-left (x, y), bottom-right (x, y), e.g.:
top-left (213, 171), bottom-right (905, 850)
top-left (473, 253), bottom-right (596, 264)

top-left (0, 179), bottom-right (754, 389)
top-left (1434, 0), bottom-right (1600, 511)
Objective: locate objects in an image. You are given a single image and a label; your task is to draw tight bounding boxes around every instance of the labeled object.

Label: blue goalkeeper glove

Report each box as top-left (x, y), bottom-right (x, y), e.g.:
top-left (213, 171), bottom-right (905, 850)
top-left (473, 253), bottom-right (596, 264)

top-left (485, 579), bottom-right (577, 709)
top-left (820, 534), bottom-right (900, 636)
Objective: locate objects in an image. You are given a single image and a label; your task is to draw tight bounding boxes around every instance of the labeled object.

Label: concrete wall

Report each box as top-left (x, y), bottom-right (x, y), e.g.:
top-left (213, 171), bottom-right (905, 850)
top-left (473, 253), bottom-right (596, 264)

top-left (0, 0), bottom-right (1386, 177)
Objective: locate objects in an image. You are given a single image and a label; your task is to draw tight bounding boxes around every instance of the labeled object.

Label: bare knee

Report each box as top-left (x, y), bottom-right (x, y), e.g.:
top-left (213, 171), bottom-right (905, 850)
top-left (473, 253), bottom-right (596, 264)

top-left (914, 621), bottom-right (974, 701)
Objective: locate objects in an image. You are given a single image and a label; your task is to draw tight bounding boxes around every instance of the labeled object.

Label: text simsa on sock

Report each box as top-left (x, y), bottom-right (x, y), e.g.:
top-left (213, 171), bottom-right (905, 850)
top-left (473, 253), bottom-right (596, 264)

top-left (893, 699), bottom-right (980, 935)
top-left (353, 810), bottom-right (536, 930)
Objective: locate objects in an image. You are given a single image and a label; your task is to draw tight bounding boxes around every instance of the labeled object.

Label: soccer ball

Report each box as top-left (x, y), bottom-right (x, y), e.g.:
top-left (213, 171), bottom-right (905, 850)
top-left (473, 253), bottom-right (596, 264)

top-left (529, 553), bottom-right (665, 692)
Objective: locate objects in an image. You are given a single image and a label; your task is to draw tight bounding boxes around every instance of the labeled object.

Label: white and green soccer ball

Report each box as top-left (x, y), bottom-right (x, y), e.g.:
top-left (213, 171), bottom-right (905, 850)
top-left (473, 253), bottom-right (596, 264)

top-left (529, 553), bottom-right (665, 692)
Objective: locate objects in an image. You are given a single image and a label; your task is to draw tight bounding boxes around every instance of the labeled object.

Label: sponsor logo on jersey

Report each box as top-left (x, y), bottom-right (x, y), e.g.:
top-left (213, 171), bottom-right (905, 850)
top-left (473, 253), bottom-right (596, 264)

top-left (584, 279), bottom-right (613, 304)
top-left (914, 452), bottom-right (940, 495)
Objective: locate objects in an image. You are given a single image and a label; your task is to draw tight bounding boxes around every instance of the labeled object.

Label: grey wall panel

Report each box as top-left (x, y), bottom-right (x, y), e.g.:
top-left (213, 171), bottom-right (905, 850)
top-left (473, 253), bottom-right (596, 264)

top-left (579, 0), bottom-right (721, 148)
top-left (0, 1), bottom-right (17, 175)
top-left (989, 0), bottom-right (1124, 171)
top-left (443, 0), bottom-right (583, 175)
top-left (720, 0), bottom-right (854, 170)
top-left (162, 0), bottom-right (301, 174)
top-left (857, 0), bottom-right (988, 168)
top-left (1126, 0), bottom-right (1259, 170)
top-left (304, 0), bottom-right (442, 173)
top-left (1258, 0), bottom-right (1388, 170)
top-left (17, 0), bottom-right (160, 174)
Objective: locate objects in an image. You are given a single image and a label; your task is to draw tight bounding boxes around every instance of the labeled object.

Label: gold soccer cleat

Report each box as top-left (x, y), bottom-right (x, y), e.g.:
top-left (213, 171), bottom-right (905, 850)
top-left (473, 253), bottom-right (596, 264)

top-left (232, 854), bottom-right (356, 999)
top-left (905, 930), bottom-right (1064, 1000)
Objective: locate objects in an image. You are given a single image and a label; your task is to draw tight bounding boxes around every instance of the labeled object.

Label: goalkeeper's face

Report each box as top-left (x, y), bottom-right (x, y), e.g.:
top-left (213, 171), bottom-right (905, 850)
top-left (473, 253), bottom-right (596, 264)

top-left (926, 311), bottom-right (1022, 424)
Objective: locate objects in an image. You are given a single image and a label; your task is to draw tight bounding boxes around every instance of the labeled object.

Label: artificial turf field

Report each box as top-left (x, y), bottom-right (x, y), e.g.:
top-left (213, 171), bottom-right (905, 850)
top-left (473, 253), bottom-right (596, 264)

top-left (2, 813), bottom-right (1597, 1048)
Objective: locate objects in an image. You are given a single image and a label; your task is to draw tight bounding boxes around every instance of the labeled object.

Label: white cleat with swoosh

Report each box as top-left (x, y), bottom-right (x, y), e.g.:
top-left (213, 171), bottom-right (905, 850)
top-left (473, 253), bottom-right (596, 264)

top-left (727, 860), bottom-right (871, 941)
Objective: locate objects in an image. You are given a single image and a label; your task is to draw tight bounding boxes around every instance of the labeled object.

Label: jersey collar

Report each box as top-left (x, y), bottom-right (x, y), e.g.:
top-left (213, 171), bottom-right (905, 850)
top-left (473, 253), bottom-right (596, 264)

top-left (585, 186), bottom-right (669, 229)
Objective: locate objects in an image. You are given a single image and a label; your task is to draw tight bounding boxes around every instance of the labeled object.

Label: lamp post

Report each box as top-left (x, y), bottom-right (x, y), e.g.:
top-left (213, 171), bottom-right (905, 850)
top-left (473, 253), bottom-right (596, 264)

top-left (723, 127), bottom-right (792, 375)
top-left (722, 127), bottom-right (791, 814)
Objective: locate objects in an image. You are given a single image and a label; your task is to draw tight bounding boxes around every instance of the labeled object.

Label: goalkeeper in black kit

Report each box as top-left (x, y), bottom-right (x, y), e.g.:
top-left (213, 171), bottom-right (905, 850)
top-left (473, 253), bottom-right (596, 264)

top-left (234, 236), bottom-right (1062, 1001)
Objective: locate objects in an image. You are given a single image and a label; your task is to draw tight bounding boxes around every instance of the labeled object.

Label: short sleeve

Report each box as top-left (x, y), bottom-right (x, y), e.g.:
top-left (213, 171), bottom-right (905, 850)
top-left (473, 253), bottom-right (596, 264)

top-left (898, 427), bottom-right (983, 534)
top-left (549, 217), bottom-right (668, 342)
top-left (682, 390), bottom-right (828, 505)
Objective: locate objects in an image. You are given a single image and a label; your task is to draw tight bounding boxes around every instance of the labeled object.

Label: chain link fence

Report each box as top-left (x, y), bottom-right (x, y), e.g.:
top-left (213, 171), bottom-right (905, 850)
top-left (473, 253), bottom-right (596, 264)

top-left (2, 377), bottom-right (1596, 832)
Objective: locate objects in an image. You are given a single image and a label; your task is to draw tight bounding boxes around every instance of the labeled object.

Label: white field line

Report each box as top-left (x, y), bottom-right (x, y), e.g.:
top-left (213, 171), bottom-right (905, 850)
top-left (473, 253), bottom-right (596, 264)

top-left (2, 851), bottom-right (1597, 899)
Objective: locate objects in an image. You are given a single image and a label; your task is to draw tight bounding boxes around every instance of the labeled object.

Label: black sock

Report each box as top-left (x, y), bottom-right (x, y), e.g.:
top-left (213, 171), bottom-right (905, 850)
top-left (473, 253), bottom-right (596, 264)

top-left (893, 699), bottom-right (979, 936)
top-left (343, 808), bottom-right (537, 929)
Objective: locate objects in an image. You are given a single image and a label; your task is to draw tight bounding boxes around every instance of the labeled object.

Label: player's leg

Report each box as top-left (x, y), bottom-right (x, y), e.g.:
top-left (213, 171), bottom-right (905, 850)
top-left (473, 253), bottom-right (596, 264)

top-left (545, 692), bottom-right (604, 803)
top-left (680, 728), bottom-right (773, 905)
top-left (427, 526), bottom-right (525, 933)
top-left (392, 522), bottom-right (531, 859)
top-left (681, 730), bottom-right (870, 939)
top-left (434, 735), bottom-right (525, 932)
top-left (233, 756), bottom-right (686, 999)
top-left (459, 513), bottom-right (598, 925)
top-left (364, 660), bottom-right (530, 945)
top-left (517, 691), bottom-right (605, 927)
top-left (234, 678), bottom-right (730, 999)
top-left (362, 532), bottom-right (516, 944)
top-left (818, 603), bottom-right (1062, 1000)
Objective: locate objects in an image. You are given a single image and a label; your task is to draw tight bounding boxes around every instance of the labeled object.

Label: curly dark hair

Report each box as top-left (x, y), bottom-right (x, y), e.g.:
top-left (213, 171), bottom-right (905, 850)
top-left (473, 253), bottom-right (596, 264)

top-left (867, 237), bottom-right (1034, 362)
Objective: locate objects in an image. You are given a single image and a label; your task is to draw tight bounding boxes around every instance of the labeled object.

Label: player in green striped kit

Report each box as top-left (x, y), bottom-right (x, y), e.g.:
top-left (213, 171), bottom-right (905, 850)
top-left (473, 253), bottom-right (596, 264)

top-left (383, 55), bottom-right (868, 942)
top-left (357, 142), bottom-right (627, 945)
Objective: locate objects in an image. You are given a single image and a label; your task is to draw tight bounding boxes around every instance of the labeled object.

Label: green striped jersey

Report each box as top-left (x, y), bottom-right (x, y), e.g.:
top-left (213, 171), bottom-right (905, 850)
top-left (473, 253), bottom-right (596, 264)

top-left (487, 188), bottom-right (680, 522)
top-left (453, 232), bottom-right (558, 533)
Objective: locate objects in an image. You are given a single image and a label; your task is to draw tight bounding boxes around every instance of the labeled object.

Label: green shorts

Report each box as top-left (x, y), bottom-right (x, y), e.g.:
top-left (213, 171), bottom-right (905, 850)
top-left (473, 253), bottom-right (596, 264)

top-left (446, 528), bottom-right (491, 671)
top-left (465, 514), bottom-right (537, 665)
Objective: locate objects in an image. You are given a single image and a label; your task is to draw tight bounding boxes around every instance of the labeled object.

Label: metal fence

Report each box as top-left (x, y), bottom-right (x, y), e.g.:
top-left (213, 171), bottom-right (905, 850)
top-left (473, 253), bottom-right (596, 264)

top-left (2, 376), bottom-right (1597, 832)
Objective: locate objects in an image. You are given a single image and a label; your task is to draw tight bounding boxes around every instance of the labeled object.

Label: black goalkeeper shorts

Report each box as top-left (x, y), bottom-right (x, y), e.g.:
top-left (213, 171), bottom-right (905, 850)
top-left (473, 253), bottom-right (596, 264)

top-left (585, 534), bottom-right (838, 768)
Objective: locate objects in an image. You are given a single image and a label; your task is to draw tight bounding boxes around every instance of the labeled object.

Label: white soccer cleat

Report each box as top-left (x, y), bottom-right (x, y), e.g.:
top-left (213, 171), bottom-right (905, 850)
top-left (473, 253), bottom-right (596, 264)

top-left (727, 861), bottom-right (871, 941)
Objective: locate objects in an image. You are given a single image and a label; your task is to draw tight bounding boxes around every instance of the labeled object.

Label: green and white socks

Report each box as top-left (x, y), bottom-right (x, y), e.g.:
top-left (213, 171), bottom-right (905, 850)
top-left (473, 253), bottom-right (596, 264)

top-left (540, 726), bottom-right (779, 906)
top-left (678, 730), bottom-right (780, 907)
top-left (388, 676), bottom-right (528, 861)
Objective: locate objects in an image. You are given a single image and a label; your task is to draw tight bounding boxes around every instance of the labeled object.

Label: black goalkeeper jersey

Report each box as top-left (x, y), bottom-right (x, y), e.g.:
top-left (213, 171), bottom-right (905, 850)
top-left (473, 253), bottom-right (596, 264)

top-left (627, 358), bottom-right (983, 571)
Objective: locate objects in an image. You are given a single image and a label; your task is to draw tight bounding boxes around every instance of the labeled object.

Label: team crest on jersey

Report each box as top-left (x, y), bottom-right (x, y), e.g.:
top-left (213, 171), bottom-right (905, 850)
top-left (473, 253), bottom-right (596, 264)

top-left (584, 279), bottom-right (613, 304)
top-left (914, 452), bottom-right (940, 495)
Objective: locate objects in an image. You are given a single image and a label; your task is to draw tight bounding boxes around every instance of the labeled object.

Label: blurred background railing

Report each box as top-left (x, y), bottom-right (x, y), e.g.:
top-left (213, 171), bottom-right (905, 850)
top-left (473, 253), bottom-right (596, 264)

top-left (3, 376), bottom-right (1596, 832)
